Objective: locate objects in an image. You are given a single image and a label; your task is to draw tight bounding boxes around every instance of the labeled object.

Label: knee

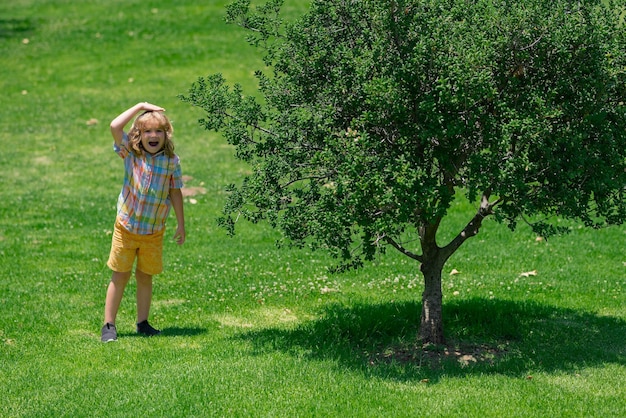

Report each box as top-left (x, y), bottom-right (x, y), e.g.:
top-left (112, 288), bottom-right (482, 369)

top-left (111, 271), bottom-right (132, 285)
top-left (135, 269), bottom-right (153, 284)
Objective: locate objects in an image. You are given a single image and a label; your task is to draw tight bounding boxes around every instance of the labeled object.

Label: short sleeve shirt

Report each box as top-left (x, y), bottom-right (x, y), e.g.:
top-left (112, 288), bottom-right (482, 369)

top-left (114, 134), bottom-right (183, 235)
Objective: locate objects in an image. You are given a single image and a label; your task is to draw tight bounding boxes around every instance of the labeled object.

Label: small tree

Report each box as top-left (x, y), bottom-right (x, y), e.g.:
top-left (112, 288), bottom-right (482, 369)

top-left (181, 0), bottom-right (626, 344)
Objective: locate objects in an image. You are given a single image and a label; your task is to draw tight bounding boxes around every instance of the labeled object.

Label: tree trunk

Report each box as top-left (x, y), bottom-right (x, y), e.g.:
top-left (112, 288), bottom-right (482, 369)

top-left (418, 262), bottom-right (445, 345)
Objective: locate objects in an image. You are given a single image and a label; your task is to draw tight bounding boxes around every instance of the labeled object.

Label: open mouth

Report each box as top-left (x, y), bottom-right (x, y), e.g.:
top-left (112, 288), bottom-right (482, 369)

top-left (148, 141), bottom-right (159, 147)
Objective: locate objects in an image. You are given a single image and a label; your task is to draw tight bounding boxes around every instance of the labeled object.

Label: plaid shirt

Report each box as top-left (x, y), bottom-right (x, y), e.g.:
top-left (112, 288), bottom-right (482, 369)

top-left (114, 134), bottom-right (183, 235)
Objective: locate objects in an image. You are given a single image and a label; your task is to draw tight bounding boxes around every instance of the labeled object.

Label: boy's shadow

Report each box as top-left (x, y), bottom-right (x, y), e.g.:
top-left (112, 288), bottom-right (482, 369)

top-left (121, 327), bottom-right (207, 338)
top-left (160, 327), bottom-right (207, 337)
top-left (235, 298), bottom-right (626, 382)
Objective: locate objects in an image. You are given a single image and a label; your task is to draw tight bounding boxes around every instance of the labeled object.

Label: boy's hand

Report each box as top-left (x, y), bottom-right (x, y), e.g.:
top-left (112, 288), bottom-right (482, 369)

top-left (141, 102), bottom-right (165, 112)
top-left (173, 225), bottom-right (186, 245)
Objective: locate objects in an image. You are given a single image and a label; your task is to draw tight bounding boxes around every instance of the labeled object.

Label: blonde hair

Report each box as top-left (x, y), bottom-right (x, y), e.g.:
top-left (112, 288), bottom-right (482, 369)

top-left (127, 111), bottom-right (175, 157)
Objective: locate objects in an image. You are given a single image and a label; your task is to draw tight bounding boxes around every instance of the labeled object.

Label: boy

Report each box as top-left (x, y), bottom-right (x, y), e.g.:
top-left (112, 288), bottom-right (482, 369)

top-left (101, 102), bottom-right (185, 342)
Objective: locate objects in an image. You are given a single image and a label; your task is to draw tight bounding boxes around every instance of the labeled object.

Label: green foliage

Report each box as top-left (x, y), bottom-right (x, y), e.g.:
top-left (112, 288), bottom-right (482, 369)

top-left (182, 0), bottom-right (626, 271)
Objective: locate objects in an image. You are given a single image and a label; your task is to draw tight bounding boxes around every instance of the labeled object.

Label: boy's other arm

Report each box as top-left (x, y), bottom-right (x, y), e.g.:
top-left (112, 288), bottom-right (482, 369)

top-left (169, 188), bottom-right (186, 245)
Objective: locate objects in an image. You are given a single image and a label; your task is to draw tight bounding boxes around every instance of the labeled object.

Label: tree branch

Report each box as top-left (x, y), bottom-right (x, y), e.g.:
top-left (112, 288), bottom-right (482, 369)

top-left (221, 109), bottom-right (276, 137)
top-left (281, 173), bottom-right (335, 188)
top-left (520, 35), bottom-right (544, 51)
top-left (440, 191), bottom-right (496, 260)
top-left (385, 236), bottom-right (424, 262)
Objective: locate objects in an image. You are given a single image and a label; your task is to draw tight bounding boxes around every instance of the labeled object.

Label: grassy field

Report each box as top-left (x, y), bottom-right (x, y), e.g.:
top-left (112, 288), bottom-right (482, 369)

top-left (1, 0), bottom-right (625, 416)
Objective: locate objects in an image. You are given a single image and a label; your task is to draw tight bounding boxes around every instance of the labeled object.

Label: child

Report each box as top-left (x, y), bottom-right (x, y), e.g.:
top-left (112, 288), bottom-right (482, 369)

top-left (101, 102), bottom-right (185, 342)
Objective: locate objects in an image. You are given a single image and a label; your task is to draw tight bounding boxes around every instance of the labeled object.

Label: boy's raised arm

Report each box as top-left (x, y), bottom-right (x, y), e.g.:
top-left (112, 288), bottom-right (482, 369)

top-left (110, 102), bottom-right (165, 145)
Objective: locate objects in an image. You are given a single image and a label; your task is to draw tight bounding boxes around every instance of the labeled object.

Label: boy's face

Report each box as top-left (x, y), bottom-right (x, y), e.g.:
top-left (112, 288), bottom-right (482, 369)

top-left (140, 120), bottom-right (166, 155)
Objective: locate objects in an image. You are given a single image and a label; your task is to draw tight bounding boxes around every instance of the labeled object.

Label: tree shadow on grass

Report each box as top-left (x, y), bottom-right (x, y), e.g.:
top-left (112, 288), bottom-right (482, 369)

top-left (235, 298), bottom-right (626, 382)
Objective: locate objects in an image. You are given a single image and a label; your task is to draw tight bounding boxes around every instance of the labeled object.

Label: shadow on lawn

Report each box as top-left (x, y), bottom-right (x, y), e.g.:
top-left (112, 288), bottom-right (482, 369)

top-left (236, 298), bottom-right (626, 382)
top-left (120, 327), bottom-right (207, 338)
top-left (160, 327), bottom-right (208, 337)
top-left (0, 18), bottom-right (36, 39)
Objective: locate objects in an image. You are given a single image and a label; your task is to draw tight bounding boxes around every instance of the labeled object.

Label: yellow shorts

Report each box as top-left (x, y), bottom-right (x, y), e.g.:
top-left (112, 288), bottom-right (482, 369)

top-left (107, 222), bottom-right (165, 275)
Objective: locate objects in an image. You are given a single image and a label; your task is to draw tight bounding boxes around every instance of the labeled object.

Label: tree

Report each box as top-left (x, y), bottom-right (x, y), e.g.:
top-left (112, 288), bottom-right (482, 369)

top-left (181, 0), bottom-right (626, 344)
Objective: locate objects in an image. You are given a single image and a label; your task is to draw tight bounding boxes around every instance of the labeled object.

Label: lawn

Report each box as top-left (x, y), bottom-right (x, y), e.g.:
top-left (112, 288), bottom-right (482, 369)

top-left (1, 0), bottom-right (625, 417)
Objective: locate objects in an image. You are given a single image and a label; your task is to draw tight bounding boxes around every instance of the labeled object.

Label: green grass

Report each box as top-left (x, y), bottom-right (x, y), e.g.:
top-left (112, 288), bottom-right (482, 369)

top-left (1, 0), bottom-right (625, 416)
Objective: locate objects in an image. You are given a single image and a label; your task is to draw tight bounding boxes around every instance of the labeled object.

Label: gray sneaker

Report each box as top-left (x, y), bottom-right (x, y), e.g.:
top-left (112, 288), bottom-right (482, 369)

top-left (101, 323), bottom-right (117, 342)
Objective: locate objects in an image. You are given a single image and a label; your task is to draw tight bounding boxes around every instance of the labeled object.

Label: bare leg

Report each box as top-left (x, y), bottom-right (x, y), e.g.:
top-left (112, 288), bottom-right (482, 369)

top-left (104, 271), bottom-right (132, 325)
top-left (135, 269), bottom-right (153, 324)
